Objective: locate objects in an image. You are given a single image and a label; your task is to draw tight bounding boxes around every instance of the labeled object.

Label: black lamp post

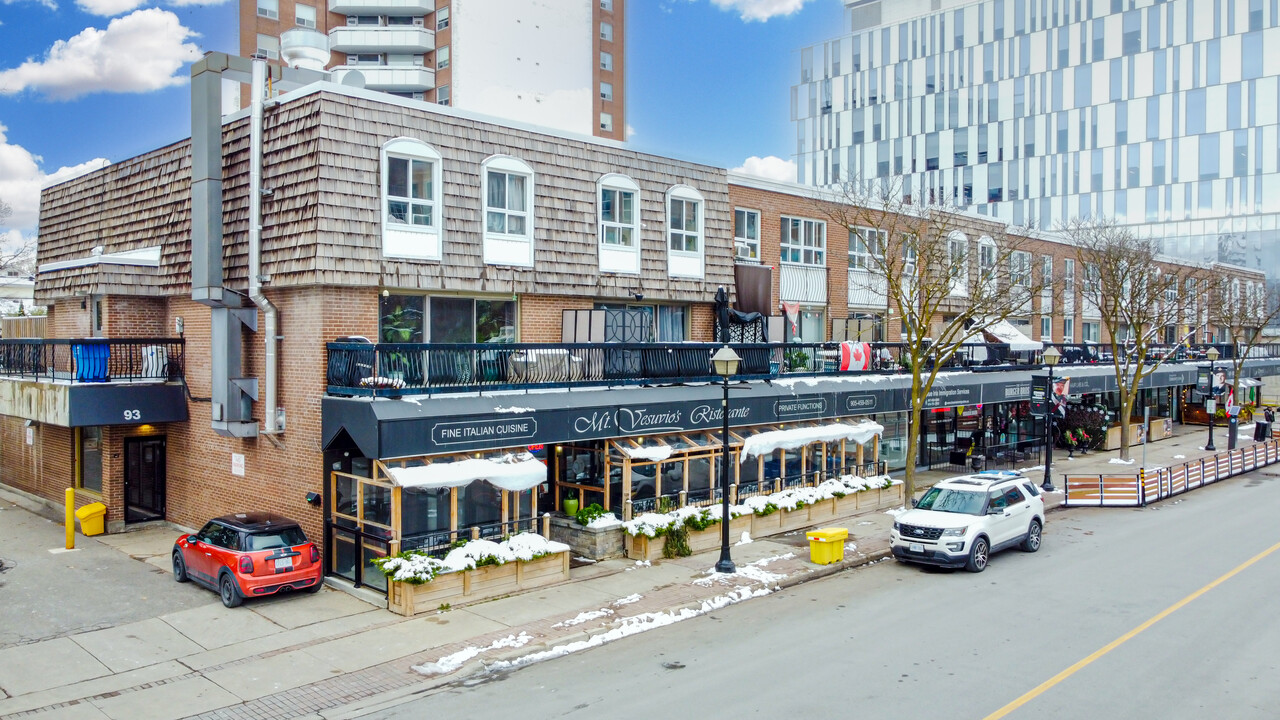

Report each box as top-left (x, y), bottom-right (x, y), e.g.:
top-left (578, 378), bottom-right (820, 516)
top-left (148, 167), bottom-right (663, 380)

top-left (1205, 346), bottom-right (1220, 452)
top-left (711, 345), bottom-right (741, 574)
top-left (1041, 346), bottom-right (1061, 492)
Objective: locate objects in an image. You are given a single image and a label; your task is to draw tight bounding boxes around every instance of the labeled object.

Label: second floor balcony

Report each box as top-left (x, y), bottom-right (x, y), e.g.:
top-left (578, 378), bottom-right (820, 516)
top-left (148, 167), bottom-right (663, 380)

top-left (779, 264), bottom-right (827, 305)
top-left (329, 26), bottom-right (434, 54)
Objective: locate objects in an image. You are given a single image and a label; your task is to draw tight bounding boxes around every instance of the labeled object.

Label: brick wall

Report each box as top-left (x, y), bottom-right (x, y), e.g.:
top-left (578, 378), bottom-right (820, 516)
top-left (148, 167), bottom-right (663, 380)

top-left (520, 295), bottom-right (593, 342)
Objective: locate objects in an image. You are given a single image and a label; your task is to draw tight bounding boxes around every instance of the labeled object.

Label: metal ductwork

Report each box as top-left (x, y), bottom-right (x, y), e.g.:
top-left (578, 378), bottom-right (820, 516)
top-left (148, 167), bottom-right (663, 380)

top-left (190, 53), bottom-right (326, 438)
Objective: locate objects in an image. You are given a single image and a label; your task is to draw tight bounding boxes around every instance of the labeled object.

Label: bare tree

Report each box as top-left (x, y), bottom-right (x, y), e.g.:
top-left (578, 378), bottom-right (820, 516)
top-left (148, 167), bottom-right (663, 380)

top-left (0, 199), bottom-right (36, 276)
top-left (813, 180), bottom-right (1044, 500)
top-left (1064, 218), bottom-right (1198, 461)
top-left (1205, 270), bottom-right (1280, 443)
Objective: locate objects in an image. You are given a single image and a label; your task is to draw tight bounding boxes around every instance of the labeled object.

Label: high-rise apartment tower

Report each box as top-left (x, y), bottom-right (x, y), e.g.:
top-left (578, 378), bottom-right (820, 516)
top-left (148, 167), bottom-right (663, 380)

top-left (241, 0), bottom-right (625, 140)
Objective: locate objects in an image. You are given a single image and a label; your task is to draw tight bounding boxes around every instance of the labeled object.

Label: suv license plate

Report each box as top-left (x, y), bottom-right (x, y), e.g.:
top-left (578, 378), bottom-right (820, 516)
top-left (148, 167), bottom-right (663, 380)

top-left (908, 543), bottom-right (924, 553)
top-left (276, 556), bottom-right (293, 570)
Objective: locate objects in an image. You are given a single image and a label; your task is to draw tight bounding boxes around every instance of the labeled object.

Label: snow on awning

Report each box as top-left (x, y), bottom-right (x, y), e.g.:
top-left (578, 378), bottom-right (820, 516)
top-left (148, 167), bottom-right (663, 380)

top-left (981, 319), bottom-right (1043, 352)
top-left (618, 445), bottom-right (675, 462)
top-left (385, 454), bottom-right (547, 492)
top-left (739, 421), bottom-right (885, 462)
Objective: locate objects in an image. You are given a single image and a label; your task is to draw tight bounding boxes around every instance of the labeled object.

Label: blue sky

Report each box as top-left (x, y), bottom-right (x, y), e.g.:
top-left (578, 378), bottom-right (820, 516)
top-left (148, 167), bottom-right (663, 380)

top-left (0, 0), bottom-right (844, 239)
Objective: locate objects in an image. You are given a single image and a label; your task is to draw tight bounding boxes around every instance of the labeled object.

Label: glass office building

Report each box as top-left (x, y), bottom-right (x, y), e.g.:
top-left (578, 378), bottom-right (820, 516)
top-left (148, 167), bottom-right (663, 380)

top-left (793, 0), bottom-right (1280, 276)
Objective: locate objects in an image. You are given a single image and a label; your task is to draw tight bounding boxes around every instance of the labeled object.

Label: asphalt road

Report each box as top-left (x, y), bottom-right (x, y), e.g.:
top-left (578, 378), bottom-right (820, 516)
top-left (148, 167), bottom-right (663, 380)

top-left (368, 467), bottom-right (1280, 720)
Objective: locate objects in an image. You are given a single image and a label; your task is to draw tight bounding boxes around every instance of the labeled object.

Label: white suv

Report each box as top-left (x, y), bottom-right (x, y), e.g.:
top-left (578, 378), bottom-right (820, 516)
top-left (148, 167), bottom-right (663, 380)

top-left (890, 471), bottom-right (1045, 573)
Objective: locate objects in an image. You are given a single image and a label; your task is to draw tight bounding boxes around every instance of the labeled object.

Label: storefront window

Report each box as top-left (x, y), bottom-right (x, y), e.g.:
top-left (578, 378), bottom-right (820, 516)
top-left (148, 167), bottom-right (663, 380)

top-left (380, 295), bottom-right (424, 343)
top-left (77, 426), bottom-right (103, 494)
top-left (381, 294), bottom-right (517, 344)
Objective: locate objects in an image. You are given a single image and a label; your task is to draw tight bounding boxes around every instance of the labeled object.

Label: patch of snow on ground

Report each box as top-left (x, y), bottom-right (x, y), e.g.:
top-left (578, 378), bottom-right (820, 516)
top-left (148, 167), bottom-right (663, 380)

top-left (572, 556), bottom-right (597, 564)
top-left (694, 555), bottom-right (790, 587)
top-left (613, 594), bottom-right (642, 606)
top-left (750, 552), bottom-right (795, 566)
top-left (845, 543), bottom-right (858, 553)
top-left (553, 609), bottom-right (614, 628)
top-left (735, 531), bottom-right (752, 546)
top-left (1017, 465), bottom-right (1045, 472)
top-left (414, 632), bottom-right (533, 675)
top-left (857, 520), bottom-right (873, 525)
top-left (1108, 458), bottom-right (1136, 465)
top-left (485, 588), bottom-right (771, 673)
top-left (884, 506), bottom-right (908, 518)
top-left (1173, 454), bottom-right (1186, 459)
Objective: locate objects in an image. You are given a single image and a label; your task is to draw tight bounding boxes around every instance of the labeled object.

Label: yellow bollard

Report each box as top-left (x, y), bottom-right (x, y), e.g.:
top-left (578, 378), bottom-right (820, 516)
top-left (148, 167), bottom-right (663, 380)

top-left (65, 488), bottom-right (75, 550)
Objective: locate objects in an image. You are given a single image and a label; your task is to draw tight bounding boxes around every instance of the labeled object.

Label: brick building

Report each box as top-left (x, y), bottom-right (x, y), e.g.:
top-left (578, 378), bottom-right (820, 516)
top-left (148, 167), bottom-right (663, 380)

top-left (3, 58), bottom-right (1274, 596)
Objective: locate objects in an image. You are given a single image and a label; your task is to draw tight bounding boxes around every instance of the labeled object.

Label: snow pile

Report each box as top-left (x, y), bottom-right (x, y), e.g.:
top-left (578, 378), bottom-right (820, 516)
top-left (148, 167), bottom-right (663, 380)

top-left (1108, 458), bottom-right (1136, 465)
top-left (613, 593), bottom-right (643, 606)
top-left (1173, 454), bottom-right (1186, 459)
top-left (586, 513), bottom-right (623, 530)
top-left (619, 445), bottom-right (675, 462)
top-left (413, 632), bottom-right (532, 676)
top-left (739, 421), bottom-right (885, 460)
top-left (386, 453), bottom-right (546, 492)
top-left (553, 608), bottom-right (614, 628)
top-left (621, 505), bottom-right (747, 538)
top-left (740, 474), bottom-right (896, 516)
top-left (493, 405), bottom-right (535, 414)
top-left (883, 506), bottom-right (908, 518)
top-left (485, 588), bottom-right (771, 674)
top-left (378, 533), bottom-right (569, 583)
top-left (735, 531), bottom-right (753, 546)
top-left (693, 556), bottom-right (788, 587)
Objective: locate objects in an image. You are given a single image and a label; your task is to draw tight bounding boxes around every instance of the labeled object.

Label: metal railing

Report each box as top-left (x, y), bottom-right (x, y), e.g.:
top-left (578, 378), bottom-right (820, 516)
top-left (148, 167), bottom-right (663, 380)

top-left (326, 339), bottom-right (1280, 397)
top-left (0, 338), bottom-right (185, 383)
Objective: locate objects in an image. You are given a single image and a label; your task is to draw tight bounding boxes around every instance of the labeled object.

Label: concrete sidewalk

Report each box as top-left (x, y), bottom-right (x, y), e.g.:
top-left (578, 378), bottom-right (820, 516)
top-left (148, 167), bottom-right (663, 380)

top-left (0, 421), bottom-right (1239, 720)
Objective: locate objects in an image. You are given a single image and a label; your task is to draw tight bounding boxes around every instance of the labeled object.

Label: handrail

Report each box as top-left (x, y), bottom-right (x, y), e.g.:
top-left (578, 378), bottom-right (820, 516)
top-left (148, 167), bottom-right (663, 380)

top-left (0, 338), bottom-right (185, 384)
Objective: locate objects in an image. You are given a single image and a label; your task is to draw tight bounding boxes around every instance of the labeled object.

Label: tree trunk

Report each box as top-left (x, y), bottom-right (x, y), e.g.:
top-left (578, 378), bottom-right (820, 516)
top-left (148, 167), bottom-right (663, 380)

top-left (1117, 393), bottom-right (1133, 461)
top-left (903, 374), bottom-right (923, 503)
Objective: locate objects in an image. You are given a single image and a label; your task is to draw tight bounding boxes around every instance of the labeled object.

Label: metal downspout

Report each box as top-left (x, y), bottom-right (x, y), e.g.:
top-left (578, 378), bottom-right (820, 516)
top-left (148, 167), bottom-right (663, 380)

top-left (249, 58), bottom-right (280, 436)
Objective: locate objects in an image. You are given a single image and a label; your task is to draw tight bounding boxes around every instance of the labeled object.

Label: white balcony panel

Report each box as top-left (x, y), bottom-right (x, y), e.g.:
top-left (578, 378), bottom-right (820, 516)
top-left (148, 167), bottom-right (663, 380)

top-left (329, 0), bottom-right (432, 15)
top-left (329, 26), bottom-right (434, 54)
top-left (780, 264), bottom-right (827, 304)
top-left (847, 269), bottom-right (888, 309)
top-left (331, 66), bottom-right (435, 91)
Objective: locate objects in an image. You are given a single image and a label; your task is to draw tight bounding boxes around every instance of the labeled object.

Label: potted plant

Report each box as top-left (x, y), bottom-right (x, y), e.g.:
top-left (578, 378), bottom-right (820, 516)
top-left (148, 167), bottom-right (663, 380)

top-left (562, 497), bottom-right (579, 516)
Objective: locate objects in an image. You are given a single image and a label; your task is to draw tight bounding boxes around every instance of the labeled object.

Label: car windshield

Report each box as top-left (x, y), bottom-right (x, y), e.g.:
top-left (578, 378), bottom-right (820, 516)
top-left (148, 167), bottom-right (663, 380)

top-left (915, 487), bottom-right (986, 515)
top-left (245, 526), bottom-right (308, 551)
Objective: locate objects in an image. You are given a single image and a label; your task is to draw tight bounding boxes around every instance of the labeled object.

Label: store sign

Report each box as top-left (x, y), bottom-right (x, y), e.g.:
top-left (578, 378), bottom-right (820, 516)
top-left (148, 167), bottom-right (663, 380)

top-left (844, 394), bottom-right (878, 412)
top-left (1196, 368), bottom-right (1212, 396)
top-left (922, 384), bottom-right (979, 409)
top-left (1029, 376), bottom-right (1048, 415)
top-left (431, 417), bottom-right (538, 446)
top-left (774, 397), bottom-right (828, 419)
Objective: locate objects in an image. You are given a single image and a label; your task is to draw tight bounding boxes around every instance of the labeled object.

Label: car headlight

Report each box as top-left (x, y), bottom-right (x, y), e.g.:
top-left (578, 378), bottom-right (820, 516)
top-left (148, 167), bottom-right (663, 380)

top-left (940, 527), bottom-right (967, 537)
top-left (892, 521), bottom-right (900, 531)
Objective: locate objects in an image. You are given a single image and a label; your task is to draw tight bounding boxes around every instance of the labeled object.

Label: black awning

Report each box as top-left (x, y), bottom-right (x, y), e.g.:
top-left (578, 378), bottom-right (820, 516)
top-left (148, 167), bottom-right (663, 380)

top-left (67, 384), bottom-right (188, 426)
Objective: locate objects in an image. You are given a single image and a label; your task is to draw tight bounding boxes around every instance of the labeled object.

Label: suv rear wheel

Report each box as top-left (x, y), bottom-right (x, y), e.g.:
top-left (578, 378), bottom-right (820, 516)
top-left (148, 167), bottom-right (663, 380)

top-left (965, 536), bottom-right (989, 573)
top-left (1021, 520), bottom-right (1042, 552)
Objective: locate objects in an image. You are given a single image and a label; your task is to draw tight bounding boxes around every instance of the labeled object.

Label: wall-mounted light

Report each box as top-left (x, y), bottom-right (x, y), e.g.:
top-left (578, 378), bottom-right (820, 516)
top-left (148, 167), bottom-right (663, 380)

top-left (305, 492), bottom-right (321, 506)
top-left (632, 292), bottom-right (644, 301)
top-left (382, 289), bottom-right (389, 298)
top-left (23, 419), bottom-right (34, 427)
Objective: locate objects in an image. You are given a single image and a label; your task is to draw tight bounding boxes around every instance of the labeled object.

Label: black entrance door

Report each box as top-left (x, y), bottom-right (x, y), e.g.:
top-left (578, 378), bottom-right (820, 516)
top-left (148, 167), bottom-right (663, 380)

top-left (124, 436), bottom-right (166, 523)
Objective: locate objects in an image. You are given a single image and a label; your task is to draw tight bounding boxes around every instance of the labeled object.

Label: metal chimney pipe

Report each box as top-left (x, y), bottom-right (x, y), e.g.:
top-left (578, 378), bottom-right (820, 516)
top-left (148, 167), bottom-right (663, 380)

top-left (248, 57), bottom-right (281, 436)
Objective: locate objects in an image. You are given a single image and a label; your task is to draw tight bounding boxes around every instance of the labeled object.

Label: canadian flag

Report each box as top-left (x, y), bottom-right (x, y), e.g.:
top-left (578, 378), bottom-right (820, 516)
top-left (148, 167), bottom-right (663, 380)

top-left (839, 341), bottom-right (872, 371)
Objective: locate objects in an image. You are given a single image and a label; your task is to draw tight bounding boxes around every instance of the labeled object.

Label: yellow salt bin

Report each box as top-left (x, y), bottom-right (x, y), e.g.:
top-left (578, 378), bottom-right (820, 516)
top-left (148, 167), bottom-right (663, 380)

top-left (75, 502), bottom-right (107, 536)
top-left (805, 527), bottom-right (849, 565)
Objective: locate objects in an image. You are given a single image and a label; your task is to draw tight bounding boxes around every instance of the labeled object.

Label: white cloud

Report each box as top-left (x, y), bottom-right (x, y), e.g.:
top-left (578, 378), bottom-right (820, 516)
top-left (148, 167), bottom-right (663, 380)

top-left (167, 0), bottom-right (235, 6)
top-left (710, 0), bottom-right (814, 21)
top-left (625, 124), bottom-right (637, 140)
top-left (0, 124), bottom-right (109, 232)
top-left (75, 0), bottom-right (145, 15)
top-left (1, 0), bottom-right (58, 10)
top-left (0, 9), bottom-right (202, 100)
top-left (732, 155), bottom-right (797, 183)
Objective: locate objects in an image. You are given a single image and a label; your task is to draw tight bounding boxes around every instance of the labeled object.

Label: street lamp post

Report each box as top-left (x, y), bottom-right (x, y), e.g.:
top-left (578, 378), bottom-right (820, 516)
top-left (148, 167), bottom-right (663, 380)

top-left (1041, 346), bottom-right (1061, 493)
top-left (1205, 346), bottom-right (1220, 452)
top-left (711, 345), bottom-right (741, 574)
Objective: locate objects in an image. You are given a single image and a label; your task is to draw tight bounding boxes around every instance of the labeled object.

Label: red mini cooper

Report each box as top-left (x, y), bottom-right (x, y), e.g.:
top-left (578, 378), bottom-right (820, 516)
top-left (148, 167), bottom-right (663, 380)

top-left (173, 513), bottom-right (323, 607)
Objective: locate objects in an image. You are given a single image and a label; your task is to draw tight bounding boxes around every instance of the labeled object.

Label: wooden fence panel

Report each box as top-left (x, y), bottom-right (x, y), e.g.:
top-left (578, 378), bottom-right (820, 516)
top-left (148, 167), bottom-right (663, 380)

top-left (1168, 465), bottom-right (1187, 494)
top-left (1064, 476), bottom-right (1104, 506)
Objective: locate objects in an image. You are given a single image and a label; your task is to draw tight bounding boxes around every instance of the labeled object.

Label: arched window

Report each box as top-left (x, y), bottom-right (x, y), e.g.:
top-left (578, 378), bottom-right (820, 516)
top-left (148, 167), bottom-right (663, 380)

top-left (381, 138), bottom-right (443, 260)
top-left (481, 155), bottom-right (535, 267)
top-left (597, 173), bottom-right (641, 274)
top-left (666, 184), bottom-right (705, 279)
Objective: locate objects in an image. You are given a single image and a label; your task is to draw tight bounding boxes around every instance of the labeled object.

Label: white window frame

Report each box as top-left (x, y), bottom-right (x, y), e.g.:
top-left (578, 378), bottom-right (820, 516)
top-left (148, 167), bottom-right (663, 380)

top-left (947, 231), bottom-right (968, 296)
top-left (780, 216), bottom-right (826, 267)
top-left (849, 227), bottom-right (885, 270)
top-left (600, 51), bottom-right (613, 71)
top-left (436, 5), bottom-right (449, 30)
top-left (978, 236), bottom-right (997, 295)
top-left (1040, 316), bottom-right (1052, 340)
top-left (1083, 321), bottom-right (1100, 342)
top-left (482, 155), bottom-right (535, 267)
top-left (436, 84), bottom-right (450, 105)
top-left (601, 0), bottom-right (613, 9)
top-left (256, 34), bottom-right (280, 60)
top-left (601, 21), bottom-right (613, 41)
top-left (436, 45), bottom-right (450, 69)
top-left (1011, 250), bottom-right (1032, 288)
top-left (597, 173), bottom-right (640, 274)
top-left (257, 0), bottom-right (278, 19)
top-left (294, 3), bottom-right (316, 27)
top-left (600, 81), bottom-right (613, 101)
top-left (381, 138), bottom-right (443, 261)
top-left (666, 185), bottom-right (705, 279)
top-left (734, 208), bottom-right (760, 262)
top-left (600, 112), bottom-right (613, 132)
top-left (1064, 317), bottom-right (1075, 342)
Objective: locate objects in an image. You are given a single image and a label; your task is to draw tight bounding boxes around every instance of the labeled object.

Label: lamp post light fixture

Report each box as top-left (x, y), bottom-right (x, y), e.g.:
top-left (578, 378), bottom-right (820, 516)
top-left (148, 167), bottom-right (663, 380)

top-left (1041, 346), bottom-right (1061, 493)
top-left (711, 345), bottom-right (741, 574)
top-left (1205, 346), bottom-right (1220, 452)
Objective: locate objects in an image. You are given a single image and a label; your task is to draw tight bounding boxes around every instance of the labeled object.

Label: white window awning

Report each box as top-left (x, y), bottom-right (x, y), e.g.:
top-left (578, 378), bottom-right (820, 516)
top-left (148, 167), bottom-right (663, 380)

top-left (981, 319), bottom-right (1043, 352)
top-left (385, 454), bottom-right (547, 492)
top-left (739, 421), bottom-right (884, 461)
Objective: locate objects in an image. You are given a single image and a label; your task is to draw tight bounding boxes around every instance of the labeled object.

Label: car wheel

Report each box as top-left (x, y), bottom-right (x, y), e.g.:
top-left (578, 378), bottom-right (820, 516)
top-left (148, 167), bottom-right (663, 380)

top-left (172, 551), bottom-right (189, 583)
top-left (965, 536), bottom-right (989, 573)
top-left (1021, 520), bottom-right (1043, 553)
top-left (219, 574), bottom-right (243, 608)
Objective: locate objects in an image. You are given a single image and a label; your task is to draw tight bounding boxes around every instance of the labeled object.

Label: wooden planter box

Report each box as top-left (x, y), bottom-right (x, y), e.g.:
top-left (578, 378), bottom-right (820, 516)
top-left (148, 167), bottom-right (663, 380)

top-left (387, 551), bottom-right (571, 617)
top-left (625, 515), bottom-right (752, 561)
top-left (807, 498), bottom-right (838, 524)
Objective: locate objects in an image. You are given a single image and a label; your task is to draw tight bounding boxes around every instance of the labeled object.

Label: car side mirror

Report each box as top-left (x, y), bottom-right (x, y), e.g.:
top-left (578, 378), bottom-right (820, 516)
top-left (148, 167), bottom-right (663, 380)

top-left (988, 506), bottom-right (1005, 515)
top-left (910, 498), bottom-right (919, 508)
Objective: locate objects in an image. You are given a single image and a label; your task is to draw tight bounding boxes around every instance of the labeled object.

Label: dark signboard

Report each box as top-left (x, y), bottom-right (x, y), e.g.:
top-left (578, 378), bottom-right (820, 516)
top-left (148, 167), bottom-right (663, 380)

top-left (68, 384), bottom-right (189, 427)
top-left (921, 383), bottom-right (980, 409)
top-left (1197, 367), bottom-right (1212, 396)
top-left (1029, 375), bottom-right (1048, 415)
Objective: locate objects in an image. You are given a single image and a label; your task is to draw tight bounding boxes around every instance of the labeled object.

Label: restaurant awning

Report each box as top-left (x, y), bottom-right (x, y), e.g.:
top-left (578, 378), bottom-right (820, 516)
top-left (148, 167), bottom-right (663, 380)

top-left (739, 421), bottom-right (885, 460)
top-left (981, 319), bottom-right (1043, 352)
top-left (384, 453), bottom-right (547, 492)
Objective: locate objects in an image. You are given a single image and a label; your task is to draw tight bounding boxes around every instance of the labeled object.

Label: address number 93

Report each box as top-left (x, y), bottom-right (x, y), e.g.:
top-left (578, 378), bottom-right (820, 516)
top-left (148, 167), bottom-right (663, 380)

top-left (123, 410), bottom-right (142, 421)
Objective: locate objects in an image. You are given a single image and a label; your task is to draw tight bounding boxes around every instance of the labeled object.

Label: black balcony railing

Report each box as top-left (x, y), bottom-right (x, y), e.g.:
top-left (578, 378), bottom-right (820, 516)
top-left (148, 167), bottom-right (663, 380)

top-left (325, 339), bottom-right (1280, 397)
top-left (0, 338), bottom-right (185, 384)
